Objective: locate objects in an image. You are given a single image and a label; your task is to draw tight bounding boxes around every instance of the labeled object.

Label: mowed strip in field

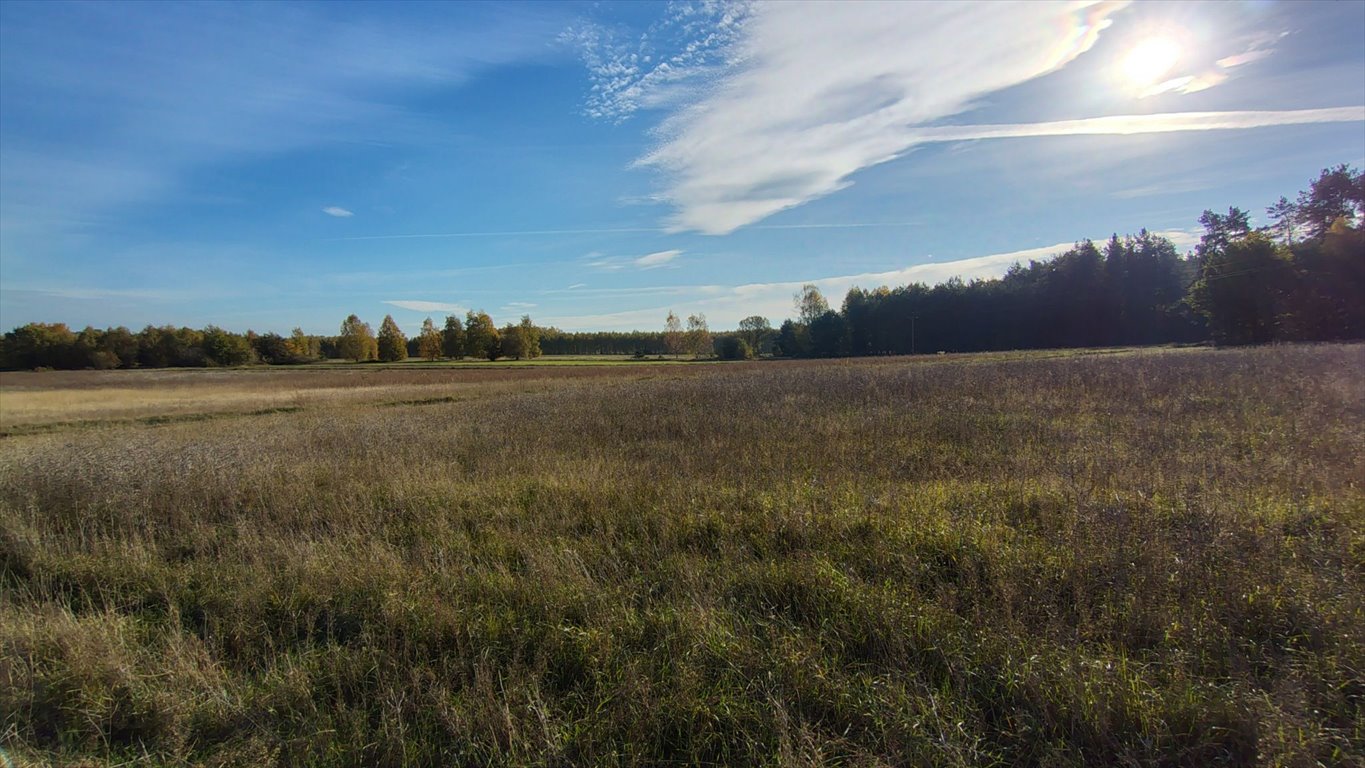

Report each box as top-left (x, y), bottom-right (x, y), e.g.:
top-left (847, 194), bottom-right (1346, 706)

top-left (0, 361), bottom-right (716, 433)
top-left (0, 350), bottom-right (1117, 432)
top-left (1, 345), bottom-right (1362, 767)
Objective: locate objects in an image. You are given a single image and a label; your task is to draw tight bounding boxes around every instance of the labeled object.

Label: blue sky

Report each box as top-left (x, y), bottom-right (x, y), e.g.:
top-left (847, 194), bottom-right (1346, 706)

top-left (1, 0), bottom-right (1362, 334)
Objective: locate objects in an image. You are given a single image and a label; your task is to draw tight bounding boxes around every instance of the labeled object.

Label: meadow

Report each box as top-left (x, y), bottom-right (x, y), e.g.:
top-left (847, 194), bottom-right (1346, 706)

top-left (0, 345), bottom-right (1361, 767)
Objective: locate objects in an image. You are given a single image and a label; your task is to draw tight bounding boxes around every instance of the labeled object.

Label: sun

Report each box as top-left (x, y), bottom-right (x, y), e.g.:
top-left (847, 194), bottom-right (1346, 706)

top-left (1121, 36), bottom-right (1182, 87)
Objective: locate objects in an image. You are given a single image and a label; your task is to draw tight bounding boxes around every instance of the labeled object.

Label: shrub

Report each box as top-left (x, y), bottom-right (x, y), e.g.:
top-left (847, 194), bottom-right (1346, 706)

top-left (716, 336), bottom-right (753, 360)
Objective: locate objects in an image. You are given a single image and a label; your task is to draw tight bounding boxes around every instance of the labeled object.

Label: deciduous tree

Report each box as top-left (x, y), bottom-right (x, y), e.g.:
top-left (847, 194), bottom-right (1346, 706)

top-left (664, 312), bottom-right (684, 357)
top-left (500, 323), bottom-right (529, 360)
top-left (377, 315), bottom-right (408, 362)
top-left (716, 336), bottom-right (752, 360)
top-left (795, 284), bottom-right (829, 325)
top-left (287, 328), bottom-right (319, 360)
top-left (338, 315), bottom-right (378, 362)
top-left (465, 311), bottom-right (500, 361)
top-left (737, 315), bottom-right (771, 356)
top-left (518, 315), bottom-right (541, 359)
top-left (1189, 232), bottom-right (1292, 345)
top-left (203, 326), bottom-right (254, 366)
top-left (418, 317), bottom-right (443, 360)
top-left (685, 313), bottom-right (711, 358)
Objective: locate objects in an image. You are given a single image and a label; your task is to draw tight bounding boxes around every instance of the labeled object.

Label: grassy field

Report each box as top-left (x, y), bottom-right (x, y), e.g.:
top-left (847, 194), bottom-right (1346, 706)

top-left (317, 355), bottom-right (706, 370)
top-left (1, 345), bottom-right (1361, 766)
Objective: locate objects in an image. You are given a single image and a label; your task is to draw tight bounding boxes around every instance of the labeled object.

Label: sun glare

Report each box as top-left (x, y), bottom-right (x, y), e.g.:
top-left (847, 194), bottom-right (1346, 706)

top-left (1122, 36), bottom-right (1182, 86)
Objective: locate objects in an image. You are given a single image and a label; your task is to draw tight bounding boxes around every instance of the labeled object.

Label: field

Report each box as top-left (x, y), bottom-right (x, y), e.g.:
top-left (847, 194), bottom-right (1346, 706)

top-left (1, 345), bottom-right (1362, 767)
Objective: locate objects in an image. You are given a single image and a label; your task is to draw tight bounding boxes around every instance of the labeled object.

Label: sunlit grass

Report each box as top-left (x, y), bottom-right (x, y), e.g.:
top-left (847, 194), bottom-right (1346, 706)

top-left (1, 344), bottom-right (1361, 766)
top-left (0, 362), bottom-right (692, 430)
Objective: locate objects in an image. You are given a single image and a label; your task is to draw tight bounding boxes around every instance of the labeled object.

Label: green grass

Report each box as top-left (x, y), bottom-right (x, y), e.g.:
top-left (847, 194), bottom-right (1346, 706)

top-left (1, 345), bottom-right (1362, 766)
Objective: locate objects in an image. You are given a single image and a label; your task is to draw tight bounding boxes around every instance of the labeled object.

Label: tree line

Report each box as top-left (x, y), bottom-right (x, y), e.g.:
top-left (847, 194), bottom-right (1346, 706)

top-left (2, 165), bottom-right (1360, 370)
top-left (737, 164), bottom-right (1362, 358)
top-left (333, 311), bottom-right (543, 363)
top-left (0, 310), bottom-right (545, 370)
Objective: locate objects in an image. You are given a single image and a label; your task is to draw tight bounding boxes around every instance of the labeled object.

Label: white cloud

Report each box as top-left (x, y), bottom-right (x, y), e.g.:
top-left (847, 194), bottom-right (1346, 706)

top-left (322, 206), bottom-right (354, 217)
top-left (627, 4), bottom-right (1362, 236)
top-left (1216, 50), bottom-right (1272, 69)
top-left (504, 301), bottom-right (537, 309)
top-left (328, 220), bottom-right (924, 241)
top-left (1151, 229), bottom-right (1200, 253)
top-left (584, 251), bottom-right (623, 271)
top-left (634, 249), bottom-right (683, 268)
top-left (586, 248), bottom-right (685, 271)
top-left (1121, 24), bottom-right (1283, 99)
top-left (636, 2), bottom-right (1120, 234)
top-left (568, 282), bottom-right (588, 289)
top-left (562, 1), bottom-right (752, 122)
top-left (383, 300), bottom-right (466, 313)
top-left (542, 240), bottom-right (1082, 331)
top-left (332, 225), bottom-right (661, 241)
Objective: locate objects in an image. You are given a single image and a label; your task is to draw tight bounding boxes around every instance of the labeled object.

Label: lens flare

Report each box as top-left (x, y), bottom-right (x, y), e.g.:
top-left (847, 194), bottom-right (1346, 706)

top-left (1122, 36), bottom-right (1181, 86)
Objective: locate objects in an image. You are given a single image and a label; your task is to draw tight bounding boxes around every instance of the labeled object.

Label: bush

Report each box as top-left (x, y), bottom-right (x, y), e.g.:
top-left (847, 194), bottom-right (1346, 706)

top-left (716, 336), bottom-right (753, 360)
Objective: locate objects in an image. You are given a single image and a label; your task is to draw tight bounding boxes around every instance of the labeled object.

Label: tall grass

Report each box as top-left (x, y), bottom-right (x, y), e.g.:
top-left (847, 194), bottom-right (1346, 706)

top-left (1, 345), bottom-right (1361, 766)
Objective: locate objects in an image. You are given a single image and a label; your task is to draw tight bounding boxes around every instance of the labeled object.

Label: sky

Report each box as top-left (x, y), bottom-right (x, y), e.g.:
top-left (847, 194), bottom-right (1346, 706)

top-left (1, 0), bottom-right (1362, 334)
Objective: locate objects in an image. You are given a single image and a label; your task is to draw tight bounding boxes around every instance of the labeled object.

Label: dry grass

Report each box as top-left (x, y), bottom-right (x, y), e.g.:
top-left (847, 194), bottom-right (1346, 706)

top-left (1, 345), bottom-right (1362, 766)
top-left (0, 363), bottom-right (714, 431)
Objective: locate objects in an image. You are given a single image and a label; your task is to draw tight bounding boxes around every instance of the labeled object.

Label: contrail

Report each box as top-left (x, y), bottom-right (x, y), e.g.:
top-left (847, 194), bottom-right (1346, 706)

top-left (912, 106), bottom-right (1365, 142)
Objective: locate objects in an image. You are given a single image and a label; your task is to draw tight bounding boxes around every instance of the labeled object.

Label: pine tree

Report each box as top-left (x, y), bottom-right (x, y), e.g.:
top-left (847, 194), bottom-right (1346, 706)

top-left (442, 315), bottom-right (465, 359)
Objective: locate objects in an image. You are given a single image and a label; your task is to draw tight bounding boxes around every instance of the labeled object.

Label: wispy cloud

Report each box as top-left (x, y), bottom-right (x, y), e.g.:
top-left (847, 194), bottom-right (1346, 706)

top-left (634, 2), bottom-right (1120, 235)
top-left (586, 248), bottom-right (686, 271)
top-left (622, 3), bottom-right (1360, 236)
top-left (328, 220), bottom-right (922, 241)
top-left (1128, 26), bottom-right (1285, 98)
top-left (634, 249), bottom-right (683, 268)
top-left (1216, 50), bottom-right (1273, 70)
top-left (0, 286), bottom-right (183, 303)
top-left (334, 226), bottom-right (662, 241)
top-left (383, 300), bottom-right (466, 313)
top-left (542, 241), bottom-right (1081, 331)
top-left (503, 301), bottom-right (537, 309)
top-left (322, 206), bottom-right (354, 217)
top-left (561, 1), bottom-right (751, 122)
top-left (1151, 229), bottom-right (1200, 253)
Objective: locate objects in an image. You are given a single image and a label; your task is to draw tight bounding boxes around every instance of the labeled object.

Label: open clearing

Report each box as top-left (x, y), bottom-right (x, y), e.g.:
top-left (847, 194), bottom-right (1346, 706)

top-left (1, 345), bottom-right (1362, 766)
